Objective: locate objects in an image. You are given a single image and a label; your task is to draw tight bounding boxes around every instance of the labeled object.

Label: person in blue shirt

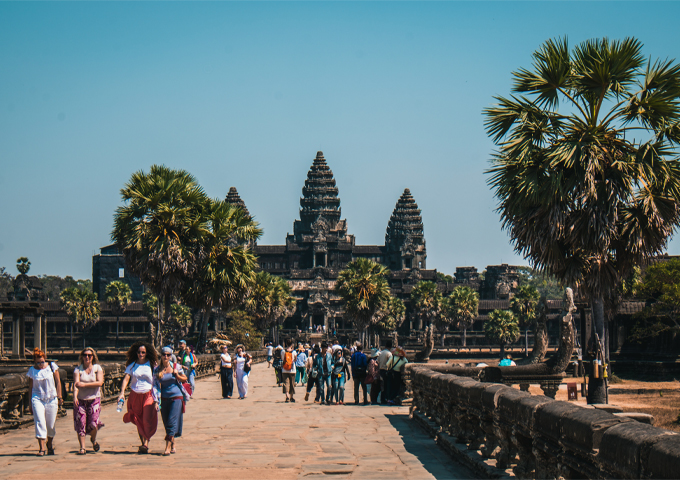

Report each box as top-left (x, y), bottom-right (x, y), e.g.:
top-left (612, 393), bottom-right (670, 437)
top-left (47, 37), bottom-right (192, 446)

top-left (154, 346), bottom-right (188, 456)
top-left (350, 343), bottom-right (369, 405)
top-left (314, 343), bottom-right (333, 405)
top-left (499, 354), bottom-right (517, 367)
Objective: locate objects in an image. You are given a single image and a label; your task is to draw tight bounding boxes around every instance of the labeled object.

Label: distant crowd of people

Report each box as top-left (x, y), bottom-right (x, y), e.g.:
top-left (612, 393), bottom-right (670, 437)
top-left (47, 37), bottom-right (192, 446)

top-left (264, 338), bottom-right (408, 405)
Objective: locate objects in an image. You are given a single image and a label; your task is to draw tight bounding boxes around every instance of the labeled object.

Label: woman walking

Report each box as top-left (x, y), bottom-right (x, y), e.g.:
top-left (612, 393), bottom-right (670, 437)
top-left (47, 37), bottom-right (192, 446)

top-left (154, 346), bottom-right (188, 456)
top-left (26, 348), bottom-right (63, 456)
top-left (330, 348), bottom-right (350, 405)
top-left (117, 341), bottom-right (158, 453)
top-left (234, 345), bottom-right (252, 399)
top-left (365, 348), bottom-right (381, 405)
top-left (220, 345), bottom-right (234, 399)
top-left (295, 344), bottom-right (307, 386)
top-left (73, 347), bottom-right (104, 454)
top-left (304, 344), bottom-right (320, 402)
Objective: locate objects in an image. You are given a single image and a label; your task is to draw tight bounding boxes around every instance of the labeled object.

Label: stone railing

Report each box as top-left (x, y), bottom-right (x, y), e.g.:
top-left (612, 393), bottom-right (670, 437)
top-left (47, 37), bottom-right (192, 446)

top-left (408, 364), bottom-right (680, 479)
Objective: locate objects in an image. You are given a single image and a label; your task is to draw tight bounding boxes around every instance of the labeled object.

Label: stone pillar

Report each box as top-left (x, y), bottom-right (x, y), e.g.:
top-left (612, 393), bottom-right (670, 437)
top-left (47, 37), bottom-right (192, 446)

top-left (34, 315), bottom-right (42, 351)
top-left (19, 315), bottom-right (26, 359)
top-left (42, 315), bottom-right (47, 353)
top-left (12, 315), bottom-right (20, 358)
top-left (0, 312), bottom-right (4, 358)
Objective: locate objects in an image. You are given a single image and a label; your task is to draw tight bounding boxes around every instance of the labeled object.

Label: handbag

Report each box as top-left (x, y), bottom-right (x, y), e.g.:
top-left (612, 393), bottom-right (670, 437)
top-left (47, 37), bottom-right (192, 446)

top-left (243, 355), bottom-right (251, 374)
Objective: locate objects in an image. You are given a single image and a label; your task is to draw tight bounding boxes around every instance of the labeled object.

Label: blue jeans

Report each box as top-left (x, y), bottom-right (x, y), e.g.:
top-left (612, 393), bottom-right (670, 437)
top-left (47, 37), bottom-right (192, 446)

top-left (331, 373), bottom-right (346, 403)
top-left (316, 375), bottom-right (331, 403)
top-left (188, 371), bottom-right (196, 393)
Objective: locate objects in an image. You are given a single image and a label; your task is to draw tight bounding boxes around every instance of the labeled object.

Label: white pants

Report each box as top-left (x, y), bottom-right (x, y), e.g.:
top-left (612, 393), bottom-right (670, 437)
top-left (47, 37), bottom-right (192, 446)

top-left (32, 396), bottom-right (58, 439)
top-left (236, 371), bottom-right (249, 398)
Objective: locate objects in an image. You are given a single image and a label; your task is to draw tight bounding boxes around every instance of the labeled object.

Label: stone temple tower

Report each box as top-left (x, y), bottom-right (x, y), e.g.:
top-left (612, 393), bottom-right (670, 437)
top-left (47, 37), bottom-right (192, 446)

top-left (385, 188), bottom-right (426, 270)
top-left (225, 186), bottom-right (251, 218)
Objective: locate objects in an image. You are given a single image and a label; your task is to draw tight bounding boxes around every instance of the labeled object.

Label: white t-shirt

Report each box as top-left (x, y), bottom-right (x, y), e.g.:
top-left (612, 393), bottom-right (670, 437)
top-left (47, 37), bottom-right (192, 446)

top-left (124, 361), bottom-right (153, 393)
top-left (221, 353), bottom-right (232, 368)
top-left (266, 346), bottom-right (273, 356)
top-left (27, 362), bottom-right (59, 401)
top-left (281, 349), bottom-right (297, 374)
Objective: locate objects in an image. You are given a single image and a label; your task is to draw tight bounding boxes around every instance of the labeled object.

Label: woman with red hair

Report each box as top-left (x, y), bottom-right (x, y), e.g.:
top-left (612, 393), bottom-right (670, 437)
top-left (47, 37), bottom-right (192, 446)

top-left (117, 342), bottom-right (159, 453)
top-left (26, 348), bottom-right (63, 456)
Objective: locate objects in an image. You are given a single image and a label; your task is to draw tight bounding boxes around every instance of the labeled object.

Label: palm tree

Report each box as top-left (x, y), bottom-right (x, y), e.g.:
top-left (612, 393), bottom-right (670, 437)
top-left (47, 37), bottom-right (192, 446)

top-left (60, 287), bottom-right (80, 349)
top-left (446, 285), bottom-right (479, 347)
top-left (60, 287), bottom-right (100, 349)
top-left (510, 284), bottom-right (540, 356)
top-left (374, 296), bottom-right (406, 347)
top-left (410, 281), bottom-right (443, 332)
top-left (112, 165), bottom-right (208, 347)
top-left (484, 310), bottom-right (520, 358)
top-left (105, 280), bottom-right (132, 349)
top-left (16, 257), bottom-right (30, 275)
top-left (244, 271), bottom-right (296, 346)
top-left (184, 198), bottom-right (262, 351)
top-left (485, 37), bottom-right (680, 403)
top-left (336, 258), bottom-right (391, 347)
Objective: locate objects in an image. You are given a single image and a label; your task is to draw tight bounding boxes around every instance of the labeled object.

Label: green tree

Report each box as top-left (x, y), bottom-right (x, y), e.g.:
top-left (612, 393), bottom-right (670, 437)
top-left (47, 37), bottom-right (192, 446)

top-left (183, 198), bottom-right (262, 351)
top-left (484, 309), bottom-right (520, 357)
top-left (112, 165), bottom-right (208, 347)
top-left (510, 284), bottom-right (540, 354)
top-left (225, 310), bottom-right (262, 351)
top-left (516, 267), bottom-right (563, 300)
top-left (105, 280), bottom-right (132, 349)
top-left (16, 257), bottom-right (30, 275)
top-left (410, 281), bottom-right (443, 331)
top-left (243, 271), bottom-right (296, 345)
top-left (436, 272), bottom-right (454, 283)
top-left (60, 287), bottom-right (100, 349)
top-left (336, 258), bottom-right (391, 347)
top-left (630, 258), bottom-right (680, 343)
top-left (374, 296), bottom-right (406, 335)
top-left (446, 285), bottom-right (479, 347)
top-left (485, 37), bottom-right (680, 402)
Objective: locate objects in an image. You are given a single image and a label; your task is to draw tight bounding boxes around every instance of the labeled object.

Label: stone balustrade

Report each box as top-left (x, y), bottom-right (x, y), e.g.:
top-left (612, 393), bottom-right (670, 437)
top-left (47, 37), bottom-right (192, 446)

top-left (407, 364), bottom-right (680, 479)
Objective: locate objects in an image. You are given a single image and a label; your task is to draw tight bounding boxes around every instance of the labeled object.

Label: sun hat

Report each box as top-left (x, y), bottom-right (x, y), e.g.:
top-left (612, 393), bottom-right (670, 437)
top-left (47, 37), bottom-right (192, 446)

top-left (394, 346), bottom-right (406, 357)
top-left (368, 348), bottom-right (379, 358)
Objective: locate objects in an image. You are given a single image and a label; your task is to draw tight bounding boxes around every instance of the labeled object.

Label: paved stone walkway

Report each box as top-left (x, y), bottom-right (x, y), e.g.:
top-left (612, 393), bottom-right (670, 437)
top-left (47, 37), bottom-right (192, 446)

top-left (0, 363), bottom-right (475, 479)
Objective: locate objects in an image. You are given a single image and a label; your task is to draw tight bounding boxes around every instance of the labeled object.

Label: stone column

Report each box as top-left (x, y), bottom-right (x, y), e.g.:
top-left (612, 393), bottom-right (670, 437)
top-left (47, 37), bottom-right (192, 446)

top-left (34, 315), bottom-right (42, 351)
top-left (19, 315), bottom-right (26, 359)
top-left (0, 312), bottom-right (4, 358)
top-left (12, 314), bottom-right (20, 358)
top-left (42, 315), bottom-right (47, 353)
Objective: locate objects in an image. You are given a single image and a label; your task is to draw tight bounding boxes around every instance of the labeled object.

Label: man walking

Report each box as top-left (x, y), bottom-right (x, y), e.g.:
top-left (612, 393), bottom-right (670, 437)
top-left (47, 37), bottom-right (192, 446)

top-left (314, 342), bottom-right (333, 405)
top-left (178, 340), bottom-right (197, 394)
top-left (350, 343), bottom-right (368, 405)
top-left (377, 339), bottom-right (393, 405)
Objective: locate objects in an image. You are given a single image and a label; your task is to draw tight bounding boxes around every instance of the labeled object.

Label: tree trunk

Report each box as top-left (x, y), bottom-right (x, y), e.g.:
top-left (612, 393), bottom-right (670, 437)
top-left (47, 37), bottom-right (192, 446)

top-left (462, 325), bottom-right (467, 347)
top-left (199, 309), bottom-right (210, 352)
top-left (70, 321), bottom-right (74, 350)
top-left (115, 316), bottom-right (119, 349)
top-left (161, 294), bottom-right (171, 348)
top-left (500, 342), bottom-right (505, 358)
top-left (587, 297), bottom-right (608, 404)
top-left (441, 330), bottom-right (445, 347)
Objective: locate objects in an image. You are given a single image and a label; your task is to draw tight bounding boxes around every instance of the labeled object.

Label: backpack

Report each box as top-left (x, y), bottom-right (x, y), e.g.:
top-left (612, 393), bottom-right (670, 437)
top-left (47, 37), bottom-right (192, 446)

top-left (283, 351), bottom-right (294, 371)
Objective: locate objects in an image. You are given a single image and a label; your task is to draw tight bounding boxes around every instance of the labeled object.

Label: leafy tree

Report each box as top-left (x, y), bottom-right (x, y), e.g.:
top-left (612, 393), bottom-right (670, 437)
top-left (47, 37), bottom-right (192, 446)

top-left (374, 296), bottom-right (406, 334)
top-left (60, 287), bottom-right (100, 349)
top-left (16, 257), bottom-right (30, 275)
top-left (336, 258), bottom-right (391, 347)
top-left (105, 280), bottom-right (132, 349)
top-left (243, 271), bottom-right (296, 345)
top-left (112, 165), bottom-right (208, 347)
top-left (516, 267), bottom-right (563, 300)
top-left (183, 198), bottom-right (262, 351)
top-left (410, 281), bottom-right (443, 331)
top-left (630, 258), bottom-right (680, 343)
top-left (485, 37), bottom-right (680, 402)
top-left (484, 309), bottom-right (520, 357)
top-left (169, 303), bottom-right (193, 344)
top-left (510, 284), bottom-right (540, 352)
top-left (436, 272), bottom-right (454, 283)
top-left (446, 285), bottom-right (479, 347)
top-left (0, 267), bottom-right (13, 299)
top-left (225, 310), bottom-right (262, 351)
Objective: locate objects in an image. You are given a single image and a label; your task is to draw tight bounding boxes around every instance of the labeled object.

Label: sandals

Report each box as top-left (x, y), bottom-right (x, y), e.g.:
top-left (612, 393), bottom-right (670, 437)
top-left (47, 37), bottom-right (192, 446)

top-left (138, 445), bottom-right (149, 454)
top-left (77, 448), bottom-right (87, 455)
top-left (170, 448), bottom-right (176, 454)
top-left (37, 450), bottom-right (45, 457)
top-left (47, 447), bottom-right (55, 455)
top-left (91, 440), bottom-right (100, 452)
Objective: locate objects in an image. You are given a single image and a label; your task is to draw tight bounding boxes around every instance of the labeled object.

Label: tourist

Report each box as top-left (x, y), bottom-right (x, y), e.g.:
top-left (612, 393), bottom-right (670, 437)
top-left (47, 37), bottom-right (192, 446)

top-left (314, 342), bottom-right (333, 405)
top-left (154, 346), bottom-right (188, 456)
top-left (220, 345), bottom-right (233, 398)
top-left (234, 344), bottom-right (251, 399)
top-left (266, 342), bottom-right (274, 368)
top-left (117, 341), bottom-right (158, 454)
top-left (385, 346), bottom-right (409, 404)
top-left (26, 348), bottom-right (63, 456)
top-left (178, 340), bottom-right (197, 394)
top-left (272, 345), bottom-right (283, 386)
top-left (377, 340), bottom-right (393, 404)
top-left (304, 344), bottom-right (320, 401)
top-left (295, 344), bottom-right (307, 386)
top-left (73, 347), bottom-right (104, 454)
top-left (499, 354), bottom-right (517, 366)
top-left (365, 348), bottom-right (381, 405)
top-left (281, 338), bottom-right (297, 402)
top-left (350, 342), bottom-right (369, 405)
top-left (330, 348), bottom-right (350, 405)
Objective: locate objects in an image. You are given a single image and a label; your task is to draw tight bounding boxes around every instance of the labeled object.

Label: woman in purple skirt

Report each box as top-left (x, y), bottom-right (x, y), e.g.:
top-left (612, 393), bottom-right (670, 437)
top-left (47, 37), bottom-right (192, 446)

top-left (73, 347), bottom-right (105, 454)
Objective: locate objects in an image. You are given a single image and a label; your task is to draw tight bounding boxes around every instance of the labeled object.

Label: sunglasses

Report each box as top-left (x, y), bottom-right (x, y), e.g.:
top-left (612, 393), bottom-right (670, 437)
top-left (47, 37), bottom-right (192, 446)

top-left (162, 353), bottom-right (172, 357)
top-left (83, 353), bottom-right (93, 358)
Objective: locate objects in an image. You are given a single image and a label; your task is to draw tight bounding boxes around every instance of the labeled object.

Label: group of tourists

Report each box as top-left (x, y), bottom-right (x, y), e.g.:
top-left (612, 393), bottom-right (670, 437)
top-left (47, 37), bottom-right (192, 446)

top-left (270, 339), bottom-right (408, 406)
top-left (219, 344), bottom-right (253, 399)
top-left (26, 340), bottom-right (196, 457)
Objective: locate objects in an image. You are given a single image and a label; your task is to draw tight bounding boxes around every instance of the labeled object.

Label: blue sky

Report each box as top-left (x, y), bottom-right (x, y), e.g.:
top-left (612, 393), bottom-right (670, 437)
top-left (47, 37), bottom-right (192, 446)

top-left (2, 2), bottom-right (680, 280)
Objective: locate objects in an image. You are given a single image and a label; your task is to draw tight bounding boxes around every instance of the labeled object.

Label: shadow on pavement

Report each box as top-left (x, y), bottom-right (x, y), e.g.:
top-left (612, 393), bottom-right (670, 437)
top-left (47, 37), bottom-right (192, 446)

top-left (385, 413), bottom-right (477, 480)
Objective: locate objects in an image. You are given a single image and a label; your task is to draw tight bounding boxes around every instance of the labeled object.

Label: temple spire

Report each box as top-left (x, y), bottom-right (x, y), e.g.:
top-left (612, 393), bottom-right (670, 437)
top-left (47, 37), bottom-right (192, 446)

top-left (225, 186), bottom-right (251, 218)
top-left (385, 188), bottom-right (426, 269)
top-left (298, 151), bottom-right (341, 232)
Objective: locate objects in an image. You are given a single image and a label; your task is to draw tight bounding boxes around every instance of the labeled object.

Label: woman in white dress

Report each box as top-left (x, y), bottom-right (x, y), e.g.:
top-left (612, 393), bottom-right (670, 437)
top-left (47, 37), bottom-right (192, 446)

top-left (233, 345), bottom-right (252, 399)
top-left (26, 348), bottom-right (63, 456)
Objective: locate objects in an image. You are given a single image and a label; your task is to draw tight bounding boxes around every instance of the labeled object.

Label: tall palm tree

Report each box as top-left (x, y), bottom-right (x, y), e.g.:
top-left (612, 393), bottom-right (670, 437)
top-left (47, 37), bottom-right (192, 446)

top-left (484, 309), bottom-right (520, 358)
top-left (410, 281), bottom-right (443, 331)
top-left (485, 37), bottom-right (680, 403)
top-left (184, 198), bottom-right (262, 351)
top-left (374, 296), bottom-right (406, 347)
top-left (336, 258), bottom-right (391, 347)
top-left (60, 287), bottom-right (100, 349)
top-left (112, 165), bottom-right (208, 347)
top-left (244, 271), bottom-right (296, 346)
top-left (60, 287), bottom-right (79, 349)
top-left (510, 284), bottom-right (540, 356)
top-left (105, 280), bottom-right (132, 349)
top-left (16, 257), bottom-right (30, 275)
top-left (446, 285), bottom-right (479, 347)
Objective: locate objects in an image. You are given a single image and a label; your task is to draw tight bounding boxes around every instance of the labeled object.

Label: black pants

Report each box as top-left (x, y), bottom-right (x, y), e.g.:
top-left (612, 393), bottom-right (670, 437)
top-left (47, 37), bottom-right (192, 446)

top-left (220, 366), bottom-right (233, 398)
top-left (380, 370), bottom-right (389, 404)
top-left (353, 373), bottom-right (368, 404)
top-left (387, 371), bottom-right (402, 402)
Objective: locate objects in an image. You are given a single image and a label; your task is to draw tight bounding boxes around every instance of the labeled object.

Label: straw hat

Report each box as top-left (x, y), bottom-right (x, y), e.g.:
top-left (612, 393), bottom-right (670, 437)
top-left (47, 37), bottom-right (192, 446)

top-left (367, 348), bottom-right (379, 359)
